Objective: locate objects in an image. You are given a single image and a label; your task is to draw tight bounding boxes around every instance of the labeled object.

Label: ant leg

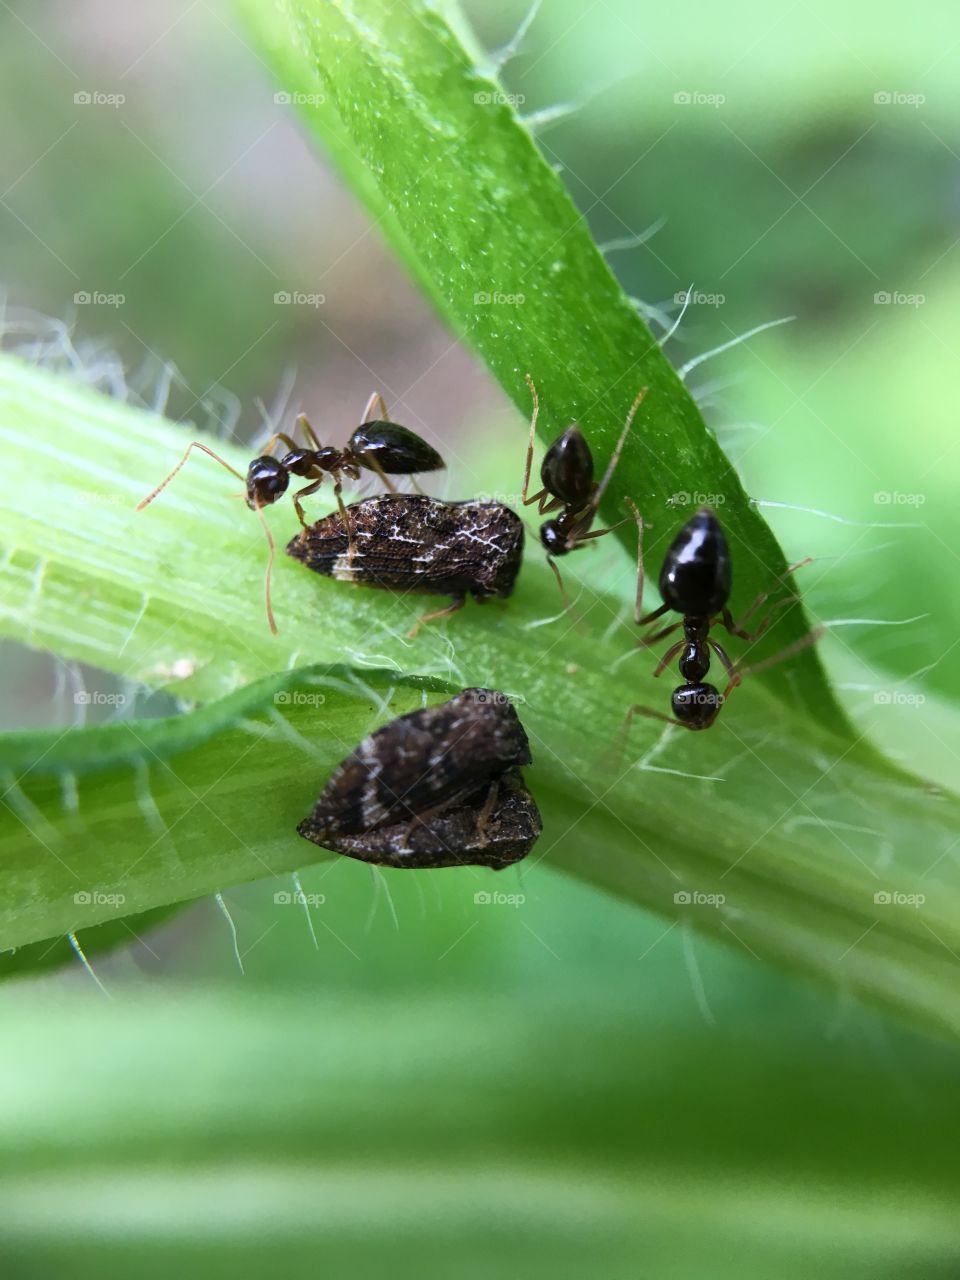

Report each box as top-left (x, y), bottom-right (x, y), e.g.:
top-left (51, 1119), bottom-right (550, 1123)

top-left (251, 501), bottom-right (279, 636)
top-left (735, 626), bottom-right (826, 680)
top-left (638, 602), bottom-right (669, 628)
top-left (362, 453), bottom-right (399, 495)
top-left (591, 385), bottom-right (649, 509)
top-left (569, 511), bottom-right (636, 544)
top-left (360, 392), bottom-right (391, 424)
top-left (719, 592), bottom-right (799, 643)
top-left (290, 477), bottom-right (325, 528)
top-left (721, 557), bottom-right (813, 638)
top-left (519, 374), bottom-right (558, 511)
top-left (565, 499), bottom-right (646, 620)
top-left (293, 414), bottom-right (325, 451)
top-left (136, 442), bottom-right (245, 510)
top-left (260, 430), bottom-right (302, 457)
top-left (708, 626), bottom-right (824, 717)
top-left (708, 638), bottom-right (737, 681)
top-left (407, 595), bottom-right (466, 639)
top-left (624, 497), bottom-right (646, 625)
top-left (544, 556), bottom-right (589, 633)
top-left (638, 618), bottom-right (682, 649)
top-left (333, 479), bottom-right (356, 556)
top-left (653, 639), bottom-right (685, 678)
top-left (607, 698), bottom-right (690, 770)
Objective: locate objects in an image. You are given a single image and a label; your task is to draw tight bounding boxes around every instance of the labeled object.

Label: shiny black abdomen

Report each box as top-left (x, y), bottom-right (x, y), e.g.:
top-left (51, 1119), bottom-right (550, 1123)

top-left (658, 508), bottom-right (732, 615)
top-left (347, 422), bottom-right (444, 474)
top-left (540, 426), bottom-right (595, 508)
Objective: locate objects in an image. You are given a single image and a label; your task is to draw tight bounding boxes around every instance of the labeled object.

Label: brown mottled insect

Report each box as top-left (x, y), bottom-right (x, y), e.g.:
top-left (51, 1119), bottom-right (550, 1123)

top-left (136, 393), bottom-right (444, 633)
top-left (297, 688), bottom-right (541, 870)
top-left (286, 493), bottom-right (524, 637)
top-left (302, 768), bottom-right (540, 871)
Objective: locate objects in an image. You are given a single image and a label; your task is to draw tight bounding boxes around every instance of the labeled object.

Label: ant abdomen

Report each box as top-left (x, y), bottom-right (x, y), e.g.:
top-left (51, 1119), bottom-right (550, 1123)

top-left (658, 507), bottom-right (732, 616)
top-left (347, 422), bottom-right (444, 475)
top-left (540, 427), bottom-right (594, 507)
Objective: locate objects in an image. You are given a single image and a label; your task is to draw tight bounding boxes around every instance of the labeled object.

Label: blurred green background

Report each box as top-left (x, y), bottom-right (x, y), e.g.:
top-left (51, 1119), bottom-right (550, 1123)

top-left (1, 0), bottom-right (958, 1275)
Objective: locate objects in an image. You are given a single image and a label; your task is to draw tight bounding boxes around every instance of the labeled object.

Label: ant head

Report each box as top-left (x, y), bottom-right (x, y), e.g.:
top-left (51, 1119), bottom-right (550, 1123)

top-left (540, 426), bottom-right (595, 508)
top-left (672, 682), bottom-right (722, 729)
top-left (246, 456), bottom-right (289, 509)
top-left (540, 518), bottom-right (571, 556)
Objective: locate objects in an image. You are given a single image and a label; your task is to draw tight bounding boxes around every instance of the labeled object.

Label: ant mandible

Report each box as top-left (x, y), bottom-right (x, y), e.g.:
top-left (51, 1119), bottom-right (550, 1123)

top-left (626, 506), bottom-right (816, 730)
top-left (521, 375), bottom-right (648, 608)
top-left (137, 392), bottom-right (444, 633)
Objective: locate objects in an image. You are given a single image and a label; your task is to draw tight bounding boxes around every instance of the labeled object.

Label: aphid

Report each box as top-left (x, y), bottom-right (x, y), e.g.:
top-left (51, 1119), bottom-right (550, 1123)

top-left (521, 375), bottom-right (647, 606)
top-left (137, 393), bottom-right (444, 633)
top-left (286, 493), bottom-right (524, 638)
top-left (297, 688), bottom-right (541, 870)
top-left (626, 506), bottom-right (815, 730)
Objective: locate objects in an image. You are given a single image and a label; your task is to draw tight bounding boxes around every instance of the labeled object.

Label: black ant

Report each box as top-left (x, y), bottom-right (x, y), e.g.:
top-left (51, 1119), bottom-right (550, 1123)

top-left (625, 506), bottom-right (816, 730)
top-left (521, 375), bottom-right (648, 608)
top-left (137, 392), bottom-right (444, 633)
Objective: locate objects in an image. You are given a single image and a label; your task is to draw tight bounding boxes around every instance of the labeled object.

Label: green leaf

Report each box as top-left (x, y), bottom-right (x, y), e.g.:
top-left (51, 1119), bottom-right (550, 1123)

top-left (0, 660), bottom-right (440, 952)
top-left (2, 989), bottom-right (960, 1277)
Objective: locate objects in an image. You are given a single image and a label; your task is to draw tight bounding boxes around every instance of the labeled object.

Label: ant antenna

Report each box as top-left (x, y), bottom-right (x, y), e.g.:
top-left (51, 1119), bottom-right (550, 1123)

top-left (593, 384), bottom-right (649, 508)
top-left (252, 499), bottom-right (279, 635)
top-left (136, 441), bottom-right (245, 510)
